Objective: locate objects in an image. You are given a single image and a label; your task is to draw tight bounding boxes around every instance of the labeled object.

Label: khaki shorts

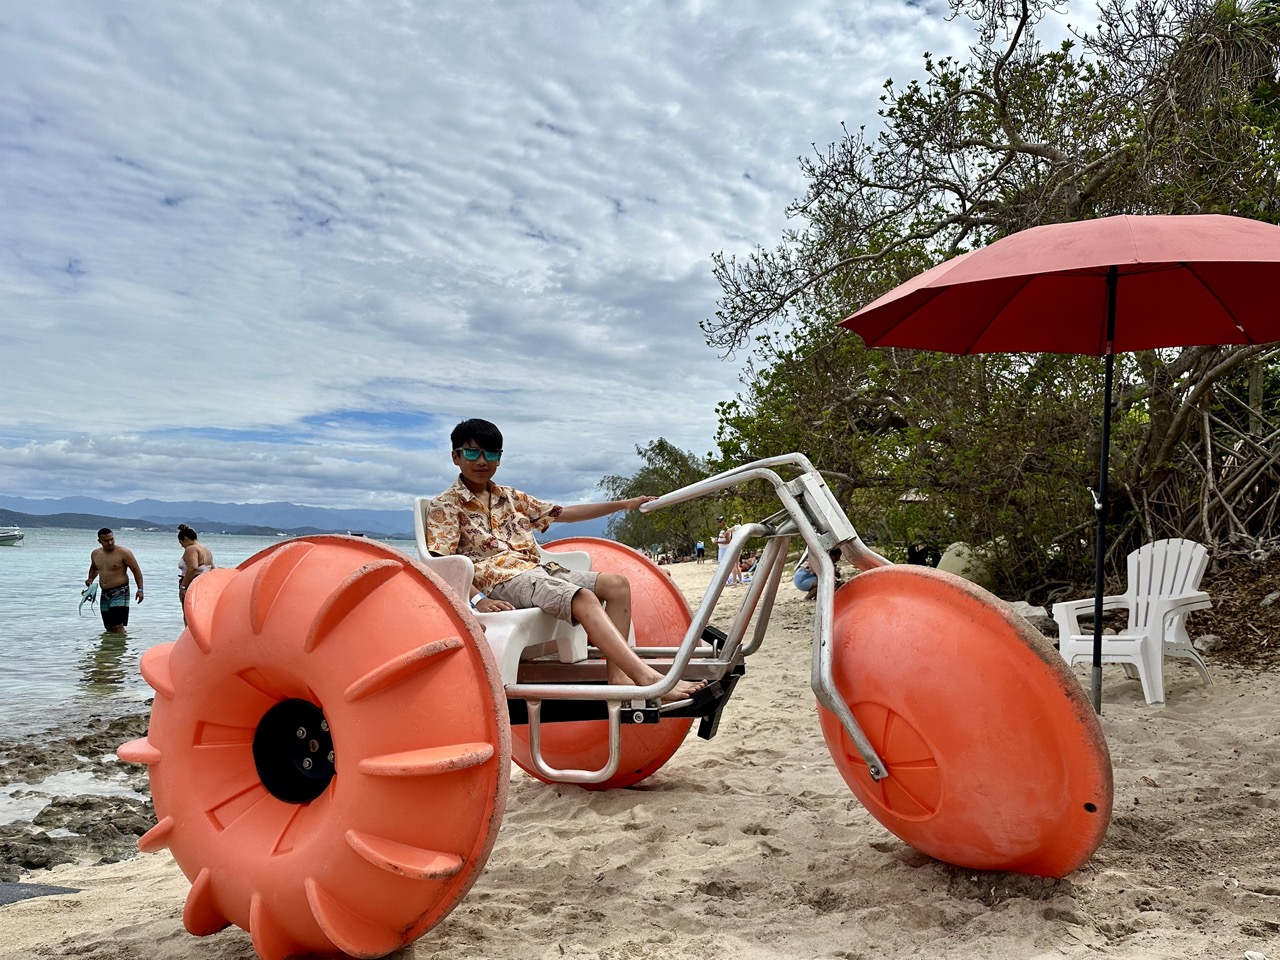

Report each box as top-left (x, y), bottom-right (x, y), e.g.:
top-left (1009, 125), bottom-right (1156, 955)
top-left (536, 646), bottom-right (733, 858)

top-left (488, 565), bottom-right (600, 624)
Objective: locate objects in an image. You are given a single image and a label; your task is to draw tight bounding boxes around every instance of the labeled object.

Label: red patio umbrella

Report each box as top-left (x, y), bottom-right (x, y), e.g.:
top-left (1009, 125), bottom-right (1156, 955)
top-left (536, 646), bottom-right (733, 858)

top-left (840, 213), bottom-right (1280, 711)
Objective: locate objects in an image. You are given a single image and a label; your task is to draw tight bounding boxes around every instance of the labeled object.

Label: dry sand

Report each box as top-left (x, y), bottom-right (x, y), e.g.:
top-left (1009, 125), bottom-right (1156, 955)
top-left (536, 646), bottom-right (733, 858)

top-left (2, 559), bottom-right (1278, 959)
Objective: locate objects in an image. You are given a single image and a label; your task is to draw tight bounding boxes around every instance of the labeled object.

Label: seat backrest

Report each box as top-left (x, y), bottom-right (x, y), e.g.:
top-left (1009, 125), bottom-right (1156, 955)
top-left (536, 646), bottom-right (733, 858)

top-left (412, 495), bottom-right (592, 598)
top-left (413, 496), bottom-right (434, 561)
top-left (1125, 538), bottom-right (1208, 631)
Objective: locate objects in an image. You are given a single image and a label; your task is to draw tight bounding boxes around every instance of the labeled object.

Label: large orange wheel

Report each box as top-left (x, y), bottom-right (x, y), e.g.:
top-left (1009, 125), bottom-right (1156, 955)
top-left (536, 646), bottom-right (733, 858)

top-left (117, 536), bottom-right (509, 960)
top-left (510, 537), bottom-right (694, 790)
top-left (818, 565), bottom-right (1112, 878)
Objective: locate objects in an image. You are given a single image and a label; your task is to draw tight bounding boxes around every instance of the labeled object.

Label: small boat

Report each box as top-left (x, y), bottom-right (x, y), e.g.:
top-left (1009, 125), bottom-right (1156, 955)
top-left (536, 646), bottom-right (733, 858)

top-left (0, 526), bottom-right (24, 546)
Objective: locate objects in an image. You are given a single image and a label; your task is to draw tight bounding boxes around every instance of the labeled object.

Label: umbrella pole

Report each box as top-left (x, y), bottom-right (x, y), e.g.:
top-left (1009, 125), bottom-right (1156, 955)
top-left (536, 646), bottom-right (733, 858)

top-left (1091, 354), bottom-right (1114, 713)
top-left (1092, 266), bottom-right (1118, 714)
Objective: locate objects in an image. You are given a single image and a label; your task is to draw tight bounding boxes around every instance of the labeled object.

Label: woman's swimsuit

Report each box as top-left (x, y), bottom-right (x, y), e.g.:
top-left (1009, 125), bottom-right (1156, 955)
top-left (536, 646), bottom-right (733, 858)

top-left (178, 559), bottom-right (214, 602)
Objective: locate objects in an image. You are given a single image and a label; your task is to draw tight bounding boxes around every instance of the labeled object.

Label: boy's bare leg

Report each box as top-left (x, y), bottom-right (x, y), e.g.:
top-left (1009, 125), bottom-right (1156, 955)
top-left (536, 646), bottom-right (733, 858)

top-left (571, 592), bottom-right (704, 703)
top-left (591, 573), bottom-right (634, 644)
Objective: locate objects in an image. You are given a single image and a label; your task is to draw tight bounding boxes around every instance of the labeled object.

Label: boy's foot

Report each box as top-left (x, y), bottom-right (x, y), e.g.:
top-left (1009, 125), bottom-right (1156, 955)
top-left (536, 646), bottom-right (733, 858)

top-left (609, 666), bottom-right (707, 703)
top-left (662, 677), bottom-right (708, 703)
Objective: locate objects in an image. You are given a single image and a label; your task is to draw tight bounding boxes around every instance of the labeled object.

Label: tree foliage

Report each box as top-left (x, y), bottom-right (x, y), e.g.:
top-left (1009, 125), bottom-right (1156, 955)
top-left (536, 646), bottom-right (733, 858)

top-left (702, 0), bottom-right (1280, 596)
top-left (597, 439), bottom-right (725, 556)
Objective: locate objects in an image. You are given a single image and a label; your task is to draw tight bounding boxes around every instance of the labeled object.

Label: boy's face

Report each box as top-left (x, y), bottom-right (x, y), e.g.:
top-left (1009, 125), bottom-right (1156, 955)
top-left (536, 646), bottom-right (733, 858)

top-left (452, 440), bottom-right (501, 489)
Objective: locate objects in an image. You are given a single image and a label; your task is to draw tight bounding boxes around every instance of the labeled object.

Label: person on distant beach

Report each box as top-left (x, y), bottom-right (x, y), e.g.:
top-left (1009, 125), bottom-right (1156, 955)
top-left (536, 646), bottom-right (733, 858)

top-left (793, 547), bottom-right (844, 601)
top-left (719, 515), bottom-right (745, 586)
top-left (176, 524), bottom-right (215, 622)
top-left (695, 539), bottom-right (705, 563)
top-left (424, 417), bottom-right (706, 703)
top-left (714, 517), bottom-right (731, 559)
top-left (85, 528), bottom-right (144, 634)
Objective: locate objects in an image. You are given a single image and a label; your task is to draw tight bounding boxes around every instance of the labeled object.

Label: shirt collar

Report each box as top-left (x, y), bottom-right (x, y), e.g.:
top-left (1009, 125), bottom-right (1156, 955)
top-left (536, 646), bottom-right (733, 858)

top-left (451, 474), bottom-right (498, 507)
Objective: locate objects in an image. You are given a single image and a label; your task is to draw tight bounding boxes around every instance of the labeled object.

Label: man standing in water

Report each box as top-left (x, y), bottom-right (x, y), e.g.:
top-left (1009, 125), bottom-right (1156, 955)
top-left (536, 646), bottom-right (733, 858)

top-left (85, 528), bottom-right (144, 634)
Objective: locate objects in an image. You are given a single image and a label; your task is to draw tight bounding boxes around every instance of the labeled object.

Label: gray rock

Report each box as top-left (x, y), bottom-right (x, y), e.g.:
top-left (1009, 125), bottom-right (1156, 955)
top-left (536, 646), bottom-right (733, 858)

top-left (1009, 601), bottom-right (1048, 619)
top-left (937, 542), bottom-right (994, 589)
top-left (1193, 634), bottom-right (1222, 653)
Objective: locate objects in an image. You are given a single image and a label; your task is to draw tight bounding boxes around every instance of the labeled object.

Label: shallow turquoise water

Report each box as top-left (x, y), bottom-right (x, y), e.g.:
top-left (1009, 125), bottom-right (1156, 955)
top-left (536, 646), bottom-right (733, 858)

top-left (0, 528), bottom-right (314, 740)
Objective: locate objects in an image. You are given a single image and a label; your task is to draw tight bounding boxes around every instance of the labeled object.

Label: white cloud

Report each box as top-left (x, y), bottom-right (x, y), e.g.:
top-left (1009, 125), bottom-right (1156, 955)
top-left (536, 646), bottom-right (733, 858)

top-left (0, 0), bottom-right (978, 509)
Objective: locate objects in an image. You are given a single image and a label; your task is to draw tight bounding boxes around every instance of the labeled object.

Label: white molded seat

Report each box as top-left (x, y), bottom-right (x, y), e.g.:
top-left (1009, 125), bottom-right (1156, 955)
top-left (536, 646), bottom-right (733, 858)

top-left (413, 495), bottom-right (592, 685)
top-left (1052, 538), bottom-right (1213, 706)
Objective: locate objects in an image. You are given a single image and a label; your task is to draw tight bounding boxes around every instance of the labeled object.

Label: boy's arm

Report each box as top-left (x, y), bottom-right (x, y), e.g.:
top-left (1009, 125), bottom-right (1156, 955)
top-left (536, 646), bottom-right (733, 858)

top-left (555, 495), bottom-right (655, 524)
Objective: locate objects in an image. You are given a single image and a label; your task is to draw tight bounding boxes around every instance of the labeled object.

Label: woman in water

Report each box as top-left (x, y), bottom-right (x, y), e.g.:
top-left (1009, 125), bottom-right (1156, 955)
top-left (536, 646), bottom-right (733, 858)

top-left (177, 523), bottom-right (215, 621)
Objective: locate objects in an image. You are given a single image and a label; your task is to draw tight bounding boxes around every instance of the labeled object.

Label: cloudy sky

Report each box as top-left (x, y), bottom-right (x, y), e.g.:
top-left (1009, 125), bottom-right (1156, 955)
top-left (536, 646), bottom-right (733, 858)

top-left (0, 1), bottom-right (1088, 512)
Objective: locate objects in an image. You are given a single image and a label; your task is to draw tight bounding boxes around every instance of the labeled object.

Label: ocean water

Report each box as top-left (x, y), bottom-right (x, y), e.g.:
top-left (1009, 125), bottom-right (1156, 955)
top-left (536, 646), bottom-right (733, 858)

top-left (0, 527), bottom-right (371, 742)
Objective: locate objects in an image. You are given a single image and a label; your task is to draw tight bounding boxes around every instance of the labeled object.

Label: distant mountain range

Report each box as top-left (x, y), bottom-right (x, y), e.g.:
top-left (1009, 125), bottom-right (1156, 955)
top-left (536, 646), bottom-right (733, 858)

top-left (0, 494), bottom-right (413, 537)
top-left (0, 494), bottom-right (610, 540)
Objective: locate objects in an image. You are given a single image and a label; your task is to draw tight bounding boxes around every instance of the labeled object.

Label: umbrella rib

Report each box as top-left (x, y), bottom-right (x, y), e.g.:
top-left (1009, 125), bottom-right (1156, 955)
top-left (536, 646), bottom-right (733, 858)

top-left (1184, 262), bottom-right (1253, 343)
top-left (877, 289), bottom-right (947, 345)
top-left (956, 273), bottom-right (1038, 354)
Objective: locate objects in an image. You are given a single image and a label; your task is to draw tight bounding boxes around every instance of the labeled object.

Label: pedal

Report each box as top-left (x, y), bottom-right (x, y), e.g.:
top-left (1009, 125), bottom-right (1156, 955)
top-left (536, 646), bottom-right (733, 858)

top-left (697, 672), bottom-right (741, 741)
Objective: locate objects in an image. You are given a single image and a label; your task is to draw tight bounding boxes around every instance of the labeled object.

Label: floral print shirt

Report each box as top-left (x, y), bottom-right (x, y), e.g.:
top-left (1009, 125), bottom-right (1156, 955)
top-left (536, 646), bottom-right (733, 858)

top-left (425, 476), bottom-right (563, 592)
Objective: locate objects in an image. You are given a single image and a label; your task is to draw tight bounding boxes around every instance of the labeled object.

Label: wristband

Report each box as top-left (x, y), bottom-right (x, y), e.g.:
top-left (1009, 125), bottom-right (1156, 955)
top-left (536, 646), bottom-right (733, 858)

top-left (470, 592), bottom-right (485, 608)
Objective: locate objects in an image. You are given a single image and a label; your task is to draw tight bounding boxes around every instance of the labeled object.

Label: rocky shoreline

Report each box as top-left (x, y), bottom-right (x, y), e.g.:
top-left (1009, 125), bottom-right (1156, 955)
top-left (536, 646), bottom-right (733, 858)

top-left (0, 712), bottom-right (152, 882)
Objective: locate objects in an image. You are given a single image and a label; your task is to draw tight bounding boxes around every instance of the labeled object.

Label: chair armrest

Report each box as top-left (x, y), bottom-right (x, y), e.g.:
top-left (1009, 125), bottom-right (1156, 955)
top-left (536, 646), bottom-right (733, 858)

top-left (1155, 591), bottom-right (1212, 625)
top-left (413, 496), bottom-right (432, 560)
top-left (1052, 595), bottom-right (1129, 637)
top-left (538, 545), bottom-right (592, 572)
top-left (416, 554), bottom-right (476, 603)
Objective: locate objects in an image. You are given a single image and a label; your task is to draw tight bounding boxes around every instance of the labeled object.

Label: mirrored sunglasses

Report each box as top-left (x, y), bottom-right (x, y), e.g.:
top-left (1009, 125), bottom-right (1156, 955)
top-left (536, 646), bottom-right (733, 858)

top-left (455, 447), bottom-right (502, 462)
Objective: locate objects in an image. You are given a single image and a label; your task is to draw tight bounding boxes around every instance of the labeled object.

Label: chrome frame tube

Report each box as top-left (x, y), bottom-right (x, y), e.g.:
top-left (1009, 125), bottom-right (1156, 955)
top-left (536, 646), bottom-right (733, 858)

top-left (508, 455), bottom-right (891, 782)
top-left (524, 699), bottom-right (623, 784)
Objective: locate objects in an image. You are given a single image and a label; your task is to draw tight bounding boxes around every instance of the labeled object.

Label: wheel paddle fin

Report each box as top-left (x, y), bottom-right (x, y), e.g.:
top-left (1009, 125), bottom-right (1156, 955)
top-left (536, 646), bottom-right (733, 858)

top-left (342, 637), bottom-right (465, 703)
top-left (116, 737), bottom-right (160, 765)
top-left (249, 540), bottom-right (317, 635)
top-left (139, 643), bottom-right (176, 699)
top-left (137, 815), bottom-right (175, 853)
top-left (345, 829), bottom-right (465, 879)
top-left (303, 559), bottom-right (402, 653)
top-left (357, 742), bottom-right (495, 777)
top-left (249, 892), bottom-right (299, 960)
top-left (183, 867), bottom-right (231, 936)
top-left (305, 877), bottom-right (405, 958)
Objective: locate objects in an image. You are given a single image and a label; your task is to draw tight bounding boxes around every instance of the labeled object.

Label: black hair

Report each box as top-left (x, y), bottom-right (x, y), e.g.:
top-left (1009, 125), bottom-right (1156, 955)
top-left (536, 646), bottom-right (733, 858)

top-left (450, 418), bottom-right (503, 451)
top-left (98, 527), bottom-right (112, 537)
top-left (178, 523), bottom-right (198, 540)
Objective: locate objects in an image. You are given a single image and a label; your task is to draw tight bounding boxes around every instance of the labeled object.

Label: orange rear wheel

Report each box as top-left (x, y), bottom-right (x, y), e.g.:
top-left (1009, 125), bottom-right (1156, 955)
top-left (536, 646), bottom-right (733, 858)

top-left (118, 536), bottom-right (509, 959)
top-left (510, 537), bottom-right (694, 789)
top-left (818, 565), bottom-right (1112, 878)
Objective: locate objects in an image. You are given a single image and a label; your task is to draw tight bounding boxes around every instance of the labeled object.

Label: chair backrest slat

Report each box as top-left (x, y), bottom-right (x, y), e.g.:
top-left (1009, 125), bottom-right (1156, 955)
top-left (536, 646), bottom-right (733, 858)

top-left (1125, 539), bottom-right (1207, 631)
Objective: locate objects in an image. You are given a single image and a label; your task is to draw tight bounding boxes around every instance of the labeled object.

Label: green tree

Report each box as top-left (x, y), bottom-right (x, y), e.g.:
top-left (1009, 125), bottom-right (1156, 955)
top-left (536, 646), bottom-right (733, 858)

top-left (598, 439), bottom-right (720, 556)
top-left (705, 0), bottom-right (1280, 592)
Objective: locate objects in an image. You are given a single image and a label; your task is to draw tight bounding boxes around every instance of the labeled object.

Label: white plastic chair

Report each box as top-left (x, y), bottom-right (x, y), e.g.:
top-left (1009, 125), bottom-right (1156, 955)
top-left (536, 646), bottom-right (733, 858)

top-left (1052, 538), bottom-right (1213, 706)
top-left (412, 496), bottom-right (592, 685)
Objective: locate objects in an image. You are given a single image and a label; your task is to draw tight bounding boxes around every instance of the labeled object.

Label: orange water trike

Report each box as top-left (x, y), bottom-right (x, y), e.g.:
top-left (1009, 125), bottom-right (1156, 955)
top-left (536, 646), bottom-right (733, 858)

top-left (118, 452), bottom-right (1112, 959)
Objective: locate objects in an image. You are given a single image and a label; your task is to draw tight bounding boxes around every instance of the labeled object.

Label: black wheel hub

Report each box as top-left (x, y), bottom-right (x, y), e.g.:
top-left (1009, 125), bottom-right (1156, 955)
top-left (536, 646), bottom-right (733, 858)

top-left (253, 699), bottom-right (336, 803)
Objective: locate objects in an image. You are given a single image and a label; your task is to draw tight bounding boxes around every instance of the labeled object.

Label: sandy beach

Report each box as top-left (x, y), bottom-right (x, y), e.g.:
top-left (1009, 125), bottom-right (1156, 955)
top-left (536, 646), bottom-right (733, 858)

top-left (2, 558), bottom-right (1278, 959)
